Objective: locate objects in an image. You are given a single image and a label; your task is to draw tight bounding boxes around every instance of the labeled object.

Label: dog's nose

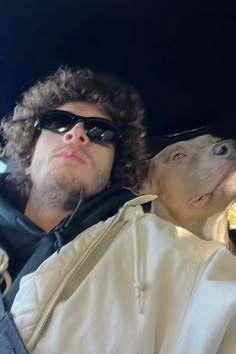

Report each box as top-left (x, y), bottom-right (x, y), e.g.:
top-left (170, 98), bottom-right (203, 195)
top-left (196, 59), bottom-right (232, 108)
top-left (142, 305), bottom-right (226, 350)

top-left (212, 140), bottom-right (236, 157)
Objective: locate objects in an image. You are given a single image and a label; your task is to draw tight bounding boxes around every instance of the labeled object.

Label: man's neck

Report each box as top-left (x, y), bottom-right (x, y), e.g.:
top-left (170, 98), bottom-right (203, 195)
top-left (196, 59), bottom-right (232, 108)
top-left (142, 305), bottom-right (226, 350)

top-left (24, 196), bottom-right (72, 232)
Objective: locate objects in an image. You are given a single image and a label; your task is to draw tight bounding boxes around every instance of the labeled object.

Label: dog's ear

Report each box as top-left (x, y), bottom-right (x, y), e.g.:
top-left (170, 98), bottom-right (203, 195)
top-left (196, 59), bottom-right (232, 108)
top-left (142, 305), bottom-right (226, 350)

top-left (148, 156), bottom-right (161, 195)
top-left (138, 157), bottom-right (160, 195)
top-left (136, 159), bottom-right (152, 195)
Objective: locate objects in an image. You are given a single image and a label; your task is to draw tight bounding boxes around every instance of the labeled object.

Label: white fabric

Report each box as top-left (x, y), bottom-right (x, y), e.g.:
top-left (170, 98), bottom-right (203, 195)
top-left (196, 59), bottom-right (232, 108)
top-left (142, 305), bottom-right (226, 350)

top-left (11, 195), bottom-right (236, 354)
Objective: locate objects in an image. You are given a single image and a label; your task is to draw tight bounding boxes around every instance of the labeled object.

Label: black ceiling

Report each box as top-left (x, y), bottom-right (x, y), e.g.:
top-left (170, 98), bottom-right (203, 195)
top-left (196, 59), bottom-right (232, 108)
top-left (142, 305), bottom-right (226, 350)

top-left (0, 0), bottom-right (236, 148)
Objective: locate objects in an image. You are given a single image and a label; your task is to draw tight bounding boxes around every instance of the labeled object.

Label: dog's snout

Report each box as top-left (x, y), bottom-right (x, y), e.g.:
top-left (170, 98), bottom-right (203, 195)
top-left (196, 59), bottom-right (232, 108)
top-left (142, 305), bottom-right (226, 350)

top-left (212, 142), bottom-right (229, 156)
top-left (212, 140), bottom-right (236, 157)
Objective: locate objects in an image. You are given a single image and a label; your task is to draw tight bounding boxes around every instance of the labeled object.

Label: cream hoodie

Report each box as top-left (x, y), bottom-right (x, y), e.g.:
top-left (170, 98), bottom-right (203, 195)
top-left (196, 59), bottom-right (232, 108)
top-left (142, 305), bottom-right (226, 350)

top-left (11, 196), bottom-right (236, 354)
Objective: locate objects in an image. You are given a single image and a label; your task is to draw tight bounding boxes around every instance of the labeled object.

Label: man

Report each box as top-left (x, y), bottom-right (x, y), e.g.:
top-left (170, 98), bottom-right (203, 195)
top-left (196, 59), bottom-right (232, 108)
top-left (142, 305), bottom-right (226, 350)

top-left (1, 67), bottom-right (236, 354)
top-left (1, 67), bottom-right (148, 284)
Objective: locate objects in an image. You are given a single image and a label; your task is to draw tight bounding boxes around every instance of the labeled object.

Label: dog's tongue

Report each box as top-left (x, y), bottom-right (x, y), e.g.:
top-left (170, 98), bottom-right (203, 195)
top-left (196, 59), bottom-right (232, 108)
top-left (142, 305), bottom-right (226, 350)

top-left (191, 193), bottom-right (212, 207)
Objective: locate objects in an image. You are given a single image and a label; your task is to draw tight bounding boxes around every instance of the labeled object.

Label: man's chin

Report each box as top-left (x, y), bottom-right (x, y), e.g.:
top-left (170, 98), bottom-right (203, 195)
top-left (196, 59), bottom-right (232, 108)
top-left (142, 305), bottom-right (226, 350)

top-left (50, 159), bottom-right (89, 178)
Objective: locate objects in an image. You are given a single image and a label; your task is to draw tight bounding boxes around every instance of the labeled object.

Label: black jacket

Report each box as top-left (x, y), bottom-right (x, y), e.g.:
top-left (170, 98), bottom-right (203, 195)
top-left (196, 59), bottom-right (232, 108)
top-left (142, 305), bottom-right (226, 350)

top-left (0, 174), bottom-right (136, 308)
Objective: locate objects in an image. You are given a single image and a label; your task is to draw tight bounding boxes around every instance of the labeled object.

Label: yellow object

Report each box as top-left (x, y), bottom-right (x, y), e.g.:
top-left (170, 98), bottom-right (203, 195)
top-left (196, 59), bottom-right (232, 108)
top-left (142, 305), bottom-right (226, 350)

top-left (228, 204), bottom-right (236, 229)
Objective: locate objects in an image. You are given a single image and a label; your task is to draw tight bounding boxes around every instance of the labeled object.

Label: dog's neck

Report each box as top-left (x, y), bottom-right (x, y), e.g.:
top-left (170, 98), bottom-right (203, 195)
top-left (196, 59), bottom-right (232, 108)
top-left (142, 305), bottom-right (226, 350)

top-left (151, 201), bottom-right (230, 247)
top-left (201, 211), bottom-right (229, 244)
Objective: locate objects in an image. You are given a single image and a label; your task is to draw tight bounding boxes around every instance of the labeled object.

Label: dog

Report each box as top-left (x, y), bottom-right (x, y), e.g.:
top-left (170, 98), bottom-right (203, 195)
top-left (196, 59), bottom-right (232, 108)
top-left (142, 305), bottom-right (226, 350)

top-left (140, 135), bottom-right (236, 248)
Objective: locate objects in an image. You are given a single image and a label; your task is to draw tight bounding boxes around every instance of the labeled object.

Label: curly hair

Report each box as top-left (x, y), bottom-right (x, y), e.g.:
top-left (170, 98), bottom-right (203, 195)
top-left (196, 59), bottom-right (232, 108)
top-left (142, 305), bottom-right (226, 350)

top-left (1, 66), bottom-right (149, 200)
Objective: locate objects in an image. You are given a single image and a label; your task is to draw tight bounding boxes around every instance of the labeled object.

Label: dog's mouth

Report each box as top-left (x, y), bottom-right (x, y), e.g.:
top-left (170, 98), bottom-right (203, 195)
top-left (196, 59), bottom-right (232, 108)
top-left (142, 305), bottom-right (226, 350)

top-left (189, 171), bottom-right (235, 208)
top-left (189, 193), bottom-right (213, 208)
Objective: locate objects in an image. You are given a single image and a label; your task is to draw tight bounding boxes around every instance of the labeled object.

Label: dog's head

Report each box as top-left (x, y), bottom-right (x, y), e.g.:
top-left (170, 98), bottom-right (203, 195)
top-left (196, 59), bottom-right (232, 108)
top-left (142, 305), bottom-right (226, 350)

top-left (141, 135), bottom-right (236, 240)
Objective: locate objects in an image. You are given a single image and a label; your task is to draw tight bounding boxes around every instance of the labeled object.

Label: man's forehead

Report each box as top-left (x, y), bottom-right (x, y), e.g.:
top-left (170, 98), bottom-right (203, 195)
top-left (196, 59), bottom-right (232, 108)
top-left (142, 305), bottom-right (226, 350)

top-left (57, 102), bottom-right (111, 120)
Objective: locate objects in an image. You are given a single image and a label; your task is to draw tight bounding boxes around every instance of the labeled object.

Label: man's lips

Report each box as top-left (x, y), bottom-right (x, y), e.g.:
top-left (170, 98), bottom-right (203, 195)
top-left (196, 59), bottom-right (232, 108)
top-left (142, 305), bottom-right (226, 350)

top-left (55, 148), bottom-right (87, 164)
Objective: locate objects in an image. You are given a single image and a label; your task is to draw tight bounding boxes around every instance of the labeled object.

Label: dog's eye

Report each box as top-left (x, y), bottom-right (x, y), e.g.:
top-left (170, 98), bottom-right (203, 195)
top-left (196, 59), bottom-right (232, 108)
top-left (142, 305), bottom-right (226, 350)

top-left (172, 152), bottom-right (186, 161)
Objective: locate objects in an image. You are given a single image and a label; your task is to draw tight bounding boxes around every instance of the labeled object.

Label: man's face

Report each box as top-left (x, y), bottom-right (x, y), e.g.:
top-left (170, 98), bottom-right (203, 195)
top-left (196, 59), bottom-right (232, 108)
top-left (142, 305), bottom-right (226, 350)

top-left (28, 102), bottom-right (115, 206)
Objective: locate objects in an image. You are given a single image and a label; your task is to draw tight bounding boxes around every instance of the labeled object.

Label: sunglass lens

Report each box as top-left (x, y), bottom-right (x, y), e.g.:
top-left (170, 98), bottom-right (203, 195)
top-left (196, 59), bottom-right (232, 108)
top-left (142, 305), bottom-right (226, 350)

top-left (85, 121), bottom-right (116, 143)
top-left (41, 112), bottom-right (71, 132)
top-left (100, 130), bottom-right (115, 142)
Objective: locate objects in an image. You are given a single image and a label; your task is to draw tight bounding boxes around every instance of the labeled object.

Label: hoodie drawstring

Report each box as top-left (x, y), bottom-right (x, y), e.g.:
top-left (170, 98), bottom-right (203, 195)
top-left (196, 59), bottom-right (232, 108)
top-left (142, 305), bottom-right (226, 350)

top-left (132, 213), bottom-right (145, 314)
top-left (0, 248), bottom-right (12, 296)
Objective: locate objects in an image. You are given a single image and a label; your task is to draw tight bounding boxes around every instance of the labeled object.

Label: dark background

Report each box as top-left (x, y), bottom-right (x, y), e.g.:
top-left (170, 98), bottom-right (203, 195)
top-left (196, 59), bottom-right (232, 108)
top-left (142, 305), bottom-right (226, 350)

top-left (0, 0), bottom-right (236, 152)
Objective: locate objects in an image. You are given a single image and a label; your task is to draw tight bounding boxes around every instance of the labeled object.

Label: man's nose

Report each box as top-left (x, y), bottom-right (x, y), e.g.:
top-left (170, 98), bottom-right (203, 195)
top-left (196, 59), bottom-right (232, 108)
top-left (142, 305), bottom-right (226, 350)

top-left (212, 139), bottom-right (236, 158)
top-left (63, 122), bottom-right (90, 145)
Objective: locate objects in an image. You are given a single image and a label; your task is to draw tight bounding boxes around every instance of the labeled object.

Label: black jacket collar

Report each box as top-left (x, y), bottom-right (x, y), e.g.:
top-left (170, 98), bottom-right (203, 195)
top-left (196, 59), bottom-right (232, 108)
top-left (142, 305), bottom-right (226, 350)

top-left (0, 174), bottom-right (136, 278)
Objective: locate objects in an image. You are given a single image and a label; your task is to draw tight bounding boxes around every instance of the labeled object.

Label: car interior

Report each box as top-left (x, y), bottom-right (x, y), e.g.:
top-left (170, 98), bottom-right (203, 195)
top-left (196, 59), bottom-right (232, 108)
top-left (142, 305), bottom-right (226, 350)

top-left (1, 0), bottom-right (236, 233)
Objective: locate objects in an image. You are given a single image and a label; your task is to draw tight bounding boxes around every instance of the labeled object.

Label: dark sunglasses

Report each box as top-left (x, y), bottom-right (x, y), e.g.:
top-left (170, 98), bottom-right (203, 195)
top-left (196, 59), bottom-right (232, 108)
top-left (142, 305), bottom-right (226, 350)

top-left (34, 110), bottom-right (121, 144)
